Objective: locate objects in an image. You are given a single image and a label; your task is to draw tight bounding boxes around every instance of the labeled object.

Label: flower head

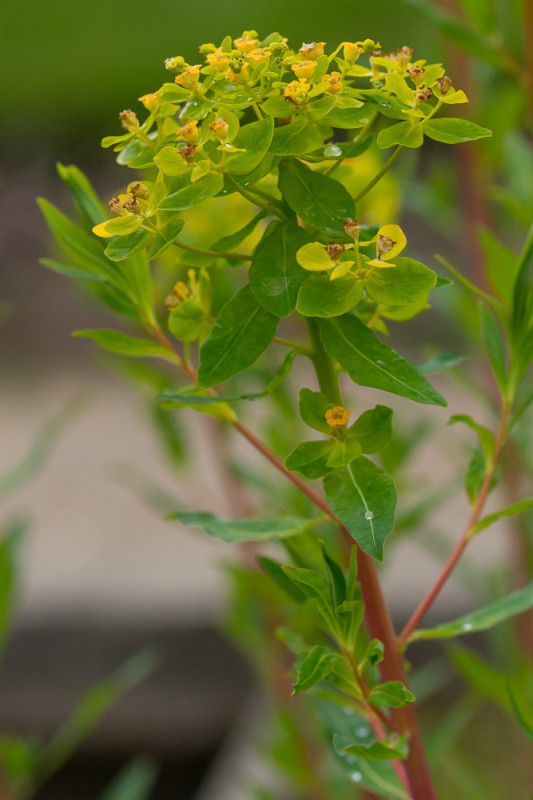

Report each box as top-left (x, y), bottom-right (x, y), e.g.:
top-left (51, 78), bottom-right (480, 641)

top-left (299, 41), bottom-right (325, 60)
top-left (292, 60), bottom-right (318, 79)
top-left (325, 406), bottom-right (351, 427)
top-left (175, 65), bottom-right (201, 90)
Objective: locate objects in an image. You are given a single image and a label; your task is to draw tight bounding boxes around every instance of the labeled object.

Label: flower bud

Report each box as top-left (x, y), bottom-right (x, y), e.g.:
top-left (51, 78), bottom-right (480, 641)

top-left (342, 41), bottom-right (363, 63)
top-left (165, 281), bottom-right (191, 310)
top-left (119, 109), bottom-right (139, 131)
top-left (180, 144), bottom-right (197, 164)
top-left (283, 79), bottom-right (309, 105)
top-left (175, 65), bottom-right (201, 90)
top-left (436, 75), bottom-right (453, 95)
top-left (130, 182), bottom-right (149, 199)
top-left (199, 42), bottom-right (216, 55)
top-left (108, 197), bottom-right (128, 217)
top-left (210, 117), bottom-right (230, 142)
top-left (179, 120), bottom-right (199, 145)
top-left (165, 55), bottom-right (187, 73)
top-left (122, 196), bottom-right (141, 214)
top-left (225, 62), bottom-right (249, 84)
top-left (299, 41), bottom-right (325, 60)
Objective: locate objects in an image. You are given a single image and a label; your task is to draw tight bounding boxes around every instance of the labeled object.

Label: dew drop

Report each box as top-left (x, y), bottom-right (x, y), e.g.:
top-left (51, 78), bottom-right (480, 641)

top-left (463, 622), bottom-right (473, 631)
top-left (355, 726), bottom-right (368, 738)
top-left (324, 144), bottom-right (343, 158)
top-left (364, 510), bottom-right (374, 520)
top-left (350, 771), bottom-right (363, 783)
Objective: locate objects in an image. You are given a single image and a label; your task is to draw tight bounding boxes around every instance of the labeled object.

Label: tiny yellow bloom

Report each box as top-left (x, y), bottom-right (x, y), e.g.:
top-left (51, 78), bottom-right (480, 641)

top-left (138, 92), bottom-right (160, 111)
top-left (234, 33), bottom-right (259, 53)
top-left (165, 281), bottom-right (191, 310)
top-left (119, 109), bottom-right (139, 131)
top-left (247, 48), bottom-right (270, 66)
top-left (366, 224), bottom-right (407, 268)
top-left (342, 41), bottom-right (363, 63)
top-left (299, 41), bottom-right (325, 60)
top-left (179, 119), bottom-right (199, 145)
top-left (225, 63), bottom-right (249, 84)
top-left (175, 65), bottom-right (201, 90)
top-left (322, 71), bottom-right (343, 94)
top-left (283, 78), bottom-right (310, 105)
top-left (292, 60), bottom-right (318, 80)
top-left (206, 49), bottom-right (230, 72)
top-left (210, 117), bottom-right (230, 142)
top-left (325, 406), bottom-right (351, 427)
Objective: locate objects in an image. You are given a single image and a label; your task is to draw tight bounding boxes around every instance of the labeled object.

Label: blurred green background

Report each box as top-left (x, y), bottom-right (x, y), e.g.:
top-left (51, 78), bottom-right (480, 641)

top-left (1, 0), bottom-right (440, 163)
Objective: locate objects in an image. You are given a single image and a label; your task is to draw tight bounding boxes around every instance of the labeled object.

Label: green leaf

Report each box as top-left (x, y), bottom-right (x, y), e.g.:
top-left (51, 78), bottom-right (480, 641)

top-left (168, 300), bottom-right (209, 343)
top-left (417, 352), bottom-right (465, 375)
top-left (73, 329), bottom-right (178, 363)
top-left (269, 118), bottom-right (324, 156)
top-left (368, 681), bottom-right (416, 709)
top-left (104, 229), bottom-right (152, 262)
top-left (57, 163), bottom-right (107, 230)
top-left (423, 118), bottom-right (492, 145)
top-left (324, 458), bottom-right (397, 561)
top-left (249, 221), bottom-right (310, 317)
top-left (338, 735), bottom-right (409, 761)
top-left (479, 304), bottom-right (507, 390)
top-left (0, 521), bottom-right (25, 657)
top-left (410, 583), bottom-right (533, 641)
top-left (465, 446), bottom-right (486, 502)
top-left (320, 315), bottom-right (447, 406)
top-left (198, 285), bottom-right (278, 386)
top-left (159, 388), bottom-right (236, 423)
top-left (285, 440), bottom-right (334, 479)
top-left (471, 498), bottom-right (533, 537)
top-left (259, 556), bottom-right (306, 602)
top-left (101, 758), bottom-right (158, 800)
top-left (449, 414), bottom-right (495, 467)
top-left (364, 258), bottom-right (437, 305)
top-left (40, 258), bottom-right (109, 283)
top-left (321, 544), bottom-right (347, 607)
top-left (153, 145), bottom-right (190, 176)
top-left (297, 274), bottom-right (363, 317)
top-left (326, 438), bottom-right (363, 468)
top-left (158, 173), bottom-right (223, 211)
top-left (227, 117), bottom-right (274, 175)
top-left (171, 512), bottom-right (323, 543)
top-left (349, 405), bottom-right (393, 454)
top-left (299, 388), bottom-right (335, 434)
top-left (278, 159), bottom-right (356, 239)
top-left (211, 211), bottom-right (266, 251)
top-left (103, 216), bottom-right (143, 237)
top-left (377, 122), bottom-right (424, 149)
top-left (148, 217), bottom-right (185, 260)
top-left (292, 646), bottom-right (342, 695)
top-left (323, 101), bottom-right (372, 129)
top-left (37, 651), bottom-right (158, 785)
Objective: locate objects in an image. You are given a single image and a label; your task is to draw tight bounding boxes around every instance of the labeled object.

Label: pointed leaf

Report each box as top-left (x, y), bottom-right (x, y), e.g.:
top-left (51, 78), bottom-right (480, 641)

top-left (324, 458), bottom-right (397, 560)
top-left (249, 221), bottom-right (310, 317)
top-left (285, 440), bottom-right (334, 479)
top-left (423, 118), bottom-right (492, 144)
top-left (471, 498), bottom-right (533, 537)
top-left (171, 512), bottom-right (323, 543)
top-left (297, 274), bottom-right (363, 317)
top-left (269, 118), bottom-right (324, 156)
top-left (320, 315), bottom-right (447, 406)
top-left (292, 646), bottom-right (343, 695)
top-left (364, 258), bottom-right (437, 305)
top-left (368, 682), bottom-right (416, 709)
top-left (227, 117), bottom-right (274, 175)
top-left (349, 405), bottom-right (393, 454)
top-left (158, 173), bottom-right (223, 211)
top-left (198, 285), bottom-right (278, 386)
top-left (73, 329), bottom-right (178, 363)
top-left (377, 122), bottom-right (424, 149)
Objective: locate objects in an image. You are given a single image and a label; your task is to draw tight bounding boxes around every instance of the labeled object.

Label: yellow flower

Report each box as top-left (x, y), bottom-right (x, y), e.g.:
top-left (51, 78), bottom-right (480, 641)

top-left (234, 32), bottom-right (259, 53)
top-left (366, 224), bottom-right (407, 268)
top-left (247, 48), bottom-right (271, 66)
top-left (225, 63), bottom-right (249, 84)
top-left (325, 406), bottom-right (351, 427)
top-left (299, 41), bottom-right (325, 60)
top-left (210, 117), bottom-right (230, 142)
top-left (342, 41), bottom-right (363, 63)
top-left (292, 60), bottom-right (318, 80)
top-left (138, 92), bottom-right (160, 111)
top-left (283, 79), bottom-right (310, 105)
top-left (206, 49), bottom-right (230, 72)
top-left (165, 281), bottom-right (191, 310)
top-left (175, 65), bottom-right (201, 90)
top-left (296, 242), bottom-right (355, 281)
top-left (322, 71), bottom-right (343, 94)
top-left (119, 109), bottom-right (139, 131)
top-left (179, 120), bottom-right (199, 145)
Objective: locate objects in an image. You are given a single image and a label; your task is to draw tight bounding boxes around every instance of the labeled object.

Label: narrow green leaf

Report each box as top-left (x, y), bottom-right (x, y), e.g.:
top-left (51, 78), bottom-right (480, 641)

top-left (321, 544), bottom-right (347, 607)
top-left (158, 173), bottom-right (223, 211)
top-left (40, 258), bottom-right (108, 283)
top-left (377, 122), bottom-right (423, 149)
top-left (259, 556), bottom-right (306, 602)
top-left (171, 512), bottom-right (323, 543)
top-left (410, 583), bottom-right (533, 641)
top-left (423, 118), bottom-right (492, 145)
top-left (249, 221), bottom-right (310, 317)
top-left (211, 211), bottom-right (266, 252)
top-left (449, 414), bottom-right (495, 467)
top-left (471, 498), bottom-right (533, 537)
top-left (278, 159), bottom-right (356, 239)
top-left (269, 119), bottom-right (324, 156)
top-left (0, 521), bottom-right (25, 657)
top-left (297, 274), bottom-right (363, 318)
top-left (364, 258), bottom-right (437, 305)
top-left (198, 285), bottom-right (278, 386)
top-left (104, 229), bottom-right (152, 262)
top-left (292, 646), bottom-right (342, 695)
top-left (100, 758), bottom-right (158, 800)
top-left (417, 352), bottom-right (465, 375)
top-left (368, 681), bottom-right (416, 709)
top-left (74, 329), bottom-right (178, 362)
top-left (57, 163), bottom-right (107, 230)
top-left (320, 315), bottom-right (447, 406)
top-left (324, 458), bottom-right (397, 561)
top-left (479, 303), bottom-right (507, 388)
top-left (339, 735), bottom-right (409, 761)
top-left (148, 217), bottom-right (185, 260)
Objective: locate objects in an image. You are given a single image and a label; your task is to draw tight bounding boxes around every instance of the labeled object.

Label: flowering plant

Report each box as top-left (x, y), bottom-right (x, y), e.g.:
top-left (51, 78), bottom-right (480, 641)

top-left (40, 29), bottom-right (533, 800)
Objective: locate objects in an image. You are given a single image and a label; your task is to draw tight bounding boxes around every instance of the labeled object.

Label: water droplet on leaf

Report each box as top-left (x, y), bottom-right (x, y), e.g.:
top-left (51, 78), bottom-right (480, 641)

top-left (350, 771), bottom-right (363, 783)
top-left (365, 510), bottom-right (374, 520)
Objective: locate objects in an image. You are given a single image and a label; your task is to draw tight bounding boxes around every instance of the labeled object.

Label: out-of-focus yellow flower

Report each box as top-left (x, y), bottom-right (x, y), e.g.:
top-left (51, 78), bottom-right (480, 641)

top-left (299, 41), bottom-right (325, 60)
top-left (119, 110), bottom-right (139, 131)
top-left (138, 92), bottom-right (160, 111)
top-left (325, 406), bottom-right (351, 427)
top-left (283, 78), bottom-right (310, 105)
top-left (210, 117), bottom-right (230, 142)
top-left (292, 60), bottom-right (317, 79)
top-left (322, 71), bottom-right (343, 94)
top-left (247, 48), bottom-right (270, 66)
top-left (175, 65), bottom-right (201, 90)
top-left (225, 63), bottom-right (249, 84)
top-left (234, 31), bottom-right (259, 53)
top-left (342, 41), bottom-right (363, 63)
top-left (206, 48), bottom-right (230, 72)
top-left (179, 120), bottom-right (199, 144)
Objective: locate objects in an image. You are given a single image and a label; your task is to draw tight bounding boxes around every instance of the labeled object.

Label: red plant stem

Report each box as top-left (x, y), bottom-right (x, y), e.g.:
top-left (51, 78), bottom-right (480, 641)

top-left (399, 401), bottom-right (510, 645)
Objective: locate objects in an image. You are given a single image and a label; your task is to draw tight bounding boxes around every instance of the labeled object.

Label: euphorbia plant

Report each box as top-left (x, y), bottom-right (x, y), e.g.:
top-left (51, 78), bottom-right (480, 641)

top-left (39, 30), bottom-right (533, 799)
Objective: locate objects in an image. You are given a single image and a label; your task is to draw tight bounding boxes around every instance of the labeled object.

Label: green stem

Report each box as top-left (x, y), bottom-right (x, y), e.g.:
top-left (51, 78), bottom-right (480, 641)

top-left (174, 237), bottom-right (251, 262)
top-left (225, 173), bottom-right (286, 219)
top-left (306, 318), bottom-right (341, 403)
top-left (354, 146), bottom-right (404, 204)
